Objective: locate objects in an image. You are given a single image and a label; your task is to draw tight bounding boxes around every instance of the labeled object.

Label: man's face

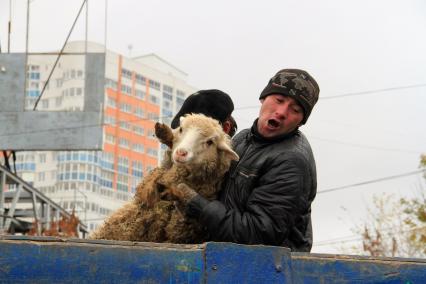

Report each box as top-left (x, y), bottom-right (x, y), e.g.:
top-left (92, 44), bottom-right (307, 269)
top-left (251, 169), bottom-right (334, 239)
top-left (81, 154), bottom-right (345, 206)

top-left (257, 94), bottom-right (304, 138)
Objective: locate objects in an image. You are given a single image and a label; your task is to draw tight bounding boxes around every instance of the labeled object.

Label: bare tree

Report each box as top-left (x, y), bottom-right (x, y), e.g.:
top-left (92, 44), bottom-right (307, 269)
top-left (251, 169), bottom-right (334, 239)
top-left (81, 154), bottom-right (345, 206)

top-left (347, 155), bottom-right (426, 258)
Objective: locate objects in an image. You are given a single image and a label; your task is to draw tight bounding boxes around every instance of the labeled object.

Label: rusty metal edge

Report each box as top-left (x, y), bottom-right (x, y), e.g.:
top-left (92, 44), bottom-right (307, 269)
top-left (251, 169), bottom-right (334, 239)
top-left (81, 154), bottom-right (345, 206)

top-left (0, 235), bottom-right (205, 250)
top-left (291, 252), bottom-right (426, 264)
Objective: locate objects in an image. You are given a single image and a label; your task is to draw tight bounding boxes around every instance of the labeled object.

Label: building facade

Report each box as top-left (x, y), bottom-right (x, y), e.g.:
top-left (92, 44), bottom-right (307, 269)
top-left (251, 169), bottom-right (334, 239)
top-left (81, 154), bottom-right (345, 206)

top-left (13, 41), bottom-right (196, 232)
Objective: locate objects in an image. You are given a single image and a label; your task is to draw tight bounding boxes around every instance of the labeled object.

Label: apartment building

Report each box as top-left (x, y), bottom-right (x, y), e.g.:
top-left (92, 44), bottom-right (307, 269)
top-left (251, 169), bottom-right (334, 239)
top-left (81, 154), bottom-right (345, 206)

top-left (13, 41), bottom-right (196, 232)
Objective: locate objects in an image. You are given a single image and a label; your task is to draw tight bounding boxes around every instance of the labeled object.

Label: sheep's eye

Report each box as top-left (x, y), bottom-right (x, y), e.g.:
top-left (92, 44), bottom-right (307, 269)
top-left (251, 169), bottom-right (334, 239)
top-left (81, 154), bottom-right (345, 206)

top-left (206, 139), bottom-right (214, 146)
top-left (179, 127), bottom-right (183, 133)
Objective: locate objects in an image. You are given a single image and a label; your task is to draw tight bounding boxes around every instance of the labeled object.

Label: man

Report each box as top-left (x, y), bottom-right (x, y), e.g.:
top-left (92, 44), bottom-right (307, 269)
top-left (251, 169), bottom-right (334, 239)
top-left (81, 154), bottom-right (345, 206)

top-left (174, 69), bottom-right (319, 252)
top-left (171, 89), bottom-right (237, 136)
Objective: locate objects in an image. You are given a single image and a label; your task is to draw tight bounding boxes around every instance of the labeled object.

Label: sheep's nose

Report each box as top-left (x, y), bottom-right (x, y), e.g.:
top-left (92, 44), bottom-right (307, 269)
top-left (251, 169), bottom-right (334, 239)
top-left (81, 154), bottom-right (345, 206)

top-left (176, 148), bottom-right (188, 157)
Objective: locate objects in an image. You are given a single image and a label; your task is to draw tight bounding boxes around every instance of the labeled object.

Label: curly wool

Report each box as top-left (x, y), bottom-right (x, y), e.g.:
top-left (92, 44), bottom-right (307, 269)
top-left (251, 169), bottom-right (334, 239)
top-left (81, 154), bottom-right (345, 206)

top-left (90, 114), bottom-right (236, 243)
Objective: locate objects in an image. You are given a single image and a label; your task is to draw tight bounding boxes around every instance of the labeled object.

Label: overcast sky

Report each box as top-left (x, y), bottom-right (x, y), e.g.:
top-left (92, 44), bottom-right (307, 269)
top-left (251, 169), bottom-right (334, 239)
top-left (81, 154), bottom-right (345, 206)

top-left (1, 0), bottom-right (426, 254)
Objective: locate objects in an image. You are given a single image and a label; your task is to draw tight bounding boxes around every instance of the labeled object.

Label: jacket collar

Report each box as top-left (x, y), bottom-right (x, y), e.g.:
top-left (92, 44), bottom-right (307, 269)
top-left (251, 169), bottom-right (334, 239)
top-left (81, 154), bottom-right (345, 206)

top-left (250, 119), bottom-right (299, 143)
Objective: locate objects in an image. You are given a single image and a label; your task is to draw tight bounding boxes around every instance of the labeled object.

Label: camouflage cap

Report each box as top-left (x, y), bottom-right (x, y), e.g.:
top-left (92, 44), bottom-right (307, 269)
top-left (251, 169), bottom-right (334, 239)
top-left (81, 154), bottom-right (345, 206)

top-left (259, 69), bottom-right (320, 124)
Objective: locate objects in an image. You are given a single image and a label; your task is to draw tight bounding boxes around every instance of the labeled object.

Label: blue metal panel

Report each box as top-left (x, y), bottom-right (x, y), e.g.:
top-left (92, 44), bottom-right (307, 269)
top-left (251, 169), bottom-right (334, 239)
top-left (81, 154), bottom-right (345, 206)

top-left (204, 242), bottom-right (292, 283)
top-left (291, 253), bottom-right (426, 284)
top-left (0, 237), bottom-right (425, 283)
top-left (0, 239), bottom-right (203, 283)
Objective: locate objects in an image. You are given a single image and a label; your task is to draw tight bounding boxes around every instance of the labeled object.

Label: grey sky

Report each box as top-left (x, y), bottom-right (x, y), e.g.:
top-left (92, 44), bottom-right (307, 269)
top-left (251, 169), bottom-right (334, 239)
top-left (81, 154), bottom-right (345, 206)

top-left (1, 0), bottom-right (426, 254)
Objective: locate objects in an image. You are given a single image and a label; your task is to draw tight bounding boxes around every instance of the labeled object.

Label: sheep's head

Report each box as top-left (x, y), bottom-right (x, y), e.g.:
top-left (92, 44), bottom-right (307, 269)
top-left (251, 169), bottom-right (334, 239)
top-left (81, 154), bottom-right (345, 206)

top-left (172, 114), bottom-right (239, 172)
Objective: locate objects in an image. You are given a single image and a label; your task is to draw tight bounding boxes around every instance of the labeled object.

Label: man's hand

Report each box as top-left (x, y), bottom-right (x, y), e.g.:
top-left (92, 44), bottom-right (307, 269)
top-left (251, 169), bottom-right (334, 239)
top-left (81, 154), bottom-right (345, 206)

top-left (169, 183), bottom-right (198, 204)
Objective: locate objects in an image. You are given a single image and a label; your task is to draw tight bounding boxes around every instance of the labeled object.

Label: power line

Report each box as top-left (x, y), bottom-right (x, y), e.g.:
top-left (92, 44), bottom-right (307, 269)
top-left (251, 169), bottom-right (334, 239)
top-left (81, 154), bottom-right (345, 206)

top-left (318, 170), bottom-right (425, 195)
top-left (313, 225), bottom-right (426, 247)
top-left (233, 83), bottom-right (426, 111)
top-left (313, 236), bottom-right (362, 247)
top-left (320, 83), bottom-right (426, 100)
top-left (309, 136), bottom-right (421, 155)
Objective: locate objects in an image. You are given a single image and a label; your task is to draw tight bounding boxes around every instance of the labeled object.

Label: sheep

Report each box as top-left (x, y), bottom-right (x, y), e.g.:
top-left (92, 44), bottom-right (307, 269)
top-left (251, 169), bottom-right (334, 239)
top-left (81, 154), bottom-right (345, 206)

top-left (90, 113), bottom-right (239, 243)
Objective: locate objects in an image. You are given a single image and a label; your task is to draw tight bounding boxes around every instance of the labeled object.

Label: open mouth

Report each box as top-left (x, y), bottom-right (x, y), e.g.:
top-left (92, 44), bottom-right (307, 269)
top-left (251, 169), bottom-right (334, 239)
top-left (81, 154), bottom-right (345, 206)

top-left (267, 119), bottom-right (280, 129)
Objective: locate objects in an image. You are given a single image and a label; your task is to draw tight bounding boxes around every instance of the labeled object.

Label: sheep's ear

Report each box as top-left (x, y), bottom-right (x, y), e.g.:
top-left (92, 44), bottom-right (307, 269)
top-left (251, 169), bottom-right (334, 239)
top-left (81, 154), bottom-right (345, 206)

top-left (218, 140), bottom-right (239, 161)
top-left (155, 122), bottom-right (174, 148)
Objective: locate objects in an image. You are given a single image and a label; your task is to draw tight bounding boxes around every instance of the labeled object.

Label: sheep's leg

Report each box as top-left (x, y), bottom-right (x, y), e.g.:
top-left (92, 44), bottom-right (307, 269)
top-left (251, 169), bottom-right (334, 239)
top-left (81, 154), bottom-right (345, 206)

top-left (155, 122), bottom-right (174, 148)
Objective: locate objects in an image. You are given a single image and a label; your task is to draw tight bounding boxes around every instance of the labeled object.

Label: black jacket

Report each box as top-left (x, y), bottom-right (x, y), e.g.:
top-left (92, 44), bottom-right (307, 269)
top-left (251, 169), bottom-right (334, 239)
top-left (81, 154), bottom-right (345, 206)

top-left (187, 120), bottom-right (317, 252)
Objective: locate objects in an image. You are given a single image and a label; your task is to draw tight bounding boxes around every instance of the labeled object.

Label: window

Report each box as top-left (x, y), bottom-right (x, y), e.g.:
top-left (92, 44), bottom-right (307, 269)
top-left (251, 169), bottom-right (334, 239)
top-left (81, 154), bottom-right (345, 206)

top-left (104, 115), bottom-right (116, 126)
top-left (162, 110), bottom-right (173, 120)
top-left (101, 152), bottom-right (114, 170)
top-left (55, 97), bottom-right (63, 107)
top-left (148, 79), bottom-right (161, 90)
top-left (148, 112), bottom-right (158, 120)
top-left (177, 90), bottom-right (186, 98)
top-left (39, 154), bottom-right (47, 163)
top-left (121, 84), bottom-right (132, 95)
top-left (29, 72), bottom-right (40, 80)
top-left (79, 153), bottom-right (87, 161)
top-left (163, 101), bottom-right (172, 109)
top-left (132, 161), bottom-right (143, 178)
top-left (121, 68), bottom-right (132, 79)
top-left (163, 93), bottom-right (173, 101)
top-left (135, 73), bottom-right (146, 85)
top-left (133, 143), bottom-right (144, 153)
top-left (25, 154), bottom-right (35, 162)
top-left (163, 84), bottom-right (173, 93)
top-left (119, 138), bottom-right (130, 148)
top-left (118, 157), bottom-right (129, 174)
top-left (42, 99), bottom-right (49, 109)
top-left (176, 97), bottom-right (185, 105)
top-left (27, 90), bottom-right (40, 98)
top-left (119, 121), bottom-right (131, 131)
top-left (107, 97), bottom-right (116, 108)
top-left (134, 107), bottom-right (144, 118)
top-left (105, 134), bottom-right (116, 144)
top-left (38, 172), bottom-right (45, 181)
top-left (135, 89), bottom-right (145, 99)
top-left (56, 78), bottom-right (62, 87)
top-left (146, 147), bottom-right (158, 157)
top-left (133, 125), bottom-right (144, 135)
top-left (149, 95), bottom-right (159, 105)
top-left (105, 78), bottom-right (118, 90)
top-left (119, 103), bottom-right (132, 113)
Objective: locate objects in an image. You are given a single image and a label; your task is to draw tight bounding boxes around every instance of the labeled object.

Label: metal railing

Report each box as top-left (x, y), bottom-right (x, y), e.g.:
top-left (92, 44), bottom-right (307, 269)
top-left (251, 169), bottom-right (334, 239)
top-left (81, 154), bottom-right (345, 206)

top-left (0, 164), bottom-right (87, 237)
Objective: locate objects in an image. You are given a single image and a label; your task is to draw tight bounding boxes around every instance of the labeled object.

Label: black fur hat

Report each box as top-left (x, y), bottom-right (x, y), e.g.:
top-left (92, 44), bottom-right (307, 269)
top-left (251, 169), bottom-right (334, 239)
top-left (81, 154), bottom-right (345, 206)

top-left (171, 89), bottom-right (234, 129)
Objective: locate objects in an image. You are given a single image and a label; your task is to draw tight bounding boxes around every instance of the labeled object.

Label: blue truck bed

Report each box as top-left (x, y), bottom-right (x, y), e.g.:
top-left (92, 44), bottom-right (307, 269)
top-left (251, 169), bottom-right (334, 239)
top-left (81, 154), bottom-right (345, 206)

top-left (0, 236), bottom-right (425, 283)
